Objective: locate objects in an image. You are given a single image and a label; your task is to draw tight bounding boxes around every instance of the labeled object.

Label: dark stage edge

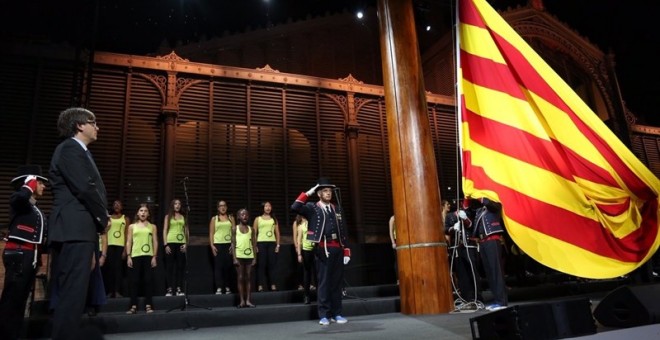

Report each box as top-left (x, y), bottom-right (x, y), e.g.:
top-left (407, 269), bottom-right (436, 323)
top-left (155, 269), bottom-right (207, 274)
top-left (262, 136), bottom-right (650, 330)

top-left (25, 285), bottom-right (401, 338)
top-left (23, 279), bottom-right (656, 339)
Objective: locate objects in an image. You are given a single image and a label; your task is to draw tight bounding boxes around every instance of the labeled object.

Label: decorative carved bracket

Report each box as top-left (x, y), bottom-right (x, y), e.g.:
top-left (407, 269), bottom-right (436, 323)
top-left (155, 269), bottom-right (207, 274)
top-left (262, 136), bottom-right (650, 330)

top-left (339, 74), bottom-right (364, 84)
top-left (156, 51), bottom-right (190, 71)
top-left (256, 64), bottom-right (280, 73)
top-left (325, 93), bottom-right (348, 121)
top-left (174, 77), bottom-right (203, 102)
top-left (354, 96), bottom-right (376, 114)
top-left (137, 73), bottom-right (167, 105)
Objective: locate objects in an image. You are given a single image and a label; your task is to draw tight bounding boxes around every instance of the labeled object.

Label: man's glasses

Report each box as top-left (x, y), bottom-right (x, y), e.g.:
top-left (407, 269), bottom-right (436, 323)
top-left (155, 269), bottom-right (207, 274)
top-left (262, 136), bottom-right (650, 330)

top-left (85, 120), bottom-right (97, 127)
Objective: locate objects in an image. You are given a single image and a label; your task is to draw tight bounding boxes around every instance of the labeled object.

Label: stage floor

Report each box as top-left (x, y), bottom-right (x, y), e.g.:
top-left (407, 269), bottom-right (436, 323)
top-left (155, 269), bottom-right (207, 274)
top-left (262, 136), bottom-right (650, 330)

top-left (102, 311), bottom-right (660, 340)
top-left (28, 277), bottom-right (660, 339)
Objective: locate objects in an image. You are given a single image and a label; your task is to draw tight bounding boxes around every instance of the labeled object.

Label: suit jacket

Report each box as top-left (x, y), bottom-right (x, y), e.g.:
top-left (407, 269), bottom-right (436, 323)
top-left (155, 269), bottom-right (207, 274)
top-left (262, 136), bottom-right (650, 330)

top-left (48, 138), bottom-right (108, 243)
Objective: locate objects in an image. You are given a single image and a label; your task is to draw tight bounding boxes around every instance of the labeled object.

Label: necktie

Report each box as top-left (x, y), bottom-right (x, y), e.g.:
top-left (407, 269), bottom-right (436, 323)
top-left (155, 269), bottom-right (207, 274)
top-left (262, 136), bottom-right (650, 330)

top-left (86, 149), bottom-right (100, 175)
top-left (326, 205), bottom-right (331, 215)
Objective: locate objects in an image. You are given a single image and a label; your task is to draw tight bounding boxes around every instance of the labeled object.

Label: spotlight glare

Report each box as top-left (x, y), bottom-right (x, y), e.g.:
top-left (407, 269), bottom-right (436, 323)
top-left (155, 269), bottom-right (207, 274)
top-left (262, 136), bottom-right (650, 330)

top-left (426, 25), bottom-right (431, 32)
top-left (356, 11), bottom-right (364, 19)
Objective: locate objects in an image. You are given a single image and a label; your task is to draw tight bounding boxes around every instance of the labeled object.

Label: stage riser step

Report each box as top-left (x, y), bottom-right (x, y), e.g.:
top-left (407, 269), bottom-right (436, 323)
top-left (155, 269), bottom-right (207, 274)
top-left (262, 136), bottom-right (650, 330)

top-left (30, 284), bottom-right (400, 315)
top-left (24, 297), bottom-right (400, 338)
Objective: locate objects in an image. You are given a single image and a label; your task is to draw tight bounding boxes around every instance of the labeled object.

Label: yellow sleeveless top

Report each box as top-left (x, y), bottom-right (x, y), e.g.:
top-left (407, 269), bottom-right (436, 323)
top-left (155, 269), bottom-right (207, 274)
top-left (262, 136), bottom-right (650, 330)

top-left (108, 215), bottom-right (127, 246)
top-left (131, 223), bottom-right (155, 257)
top-left (256, 216), bottom-right (276, 242)
top-left (297, 220), bottom-right (314, 251)
top-left (235, 225), bottom-right (254, 259)
top-left (214, 216), bottom-right (232, 244)
top-left (166, 215), bottom-right (186, 243)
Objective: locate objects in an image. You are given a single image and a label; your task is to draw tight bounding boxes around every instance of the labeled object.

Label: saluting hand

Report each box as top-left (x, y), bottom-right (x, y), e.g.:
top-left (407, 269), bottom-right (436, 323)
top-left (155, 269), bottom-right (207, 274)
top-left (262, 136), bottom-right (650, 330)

top-left (23, 175), bottom-right (38, 192)
top-left (306, 184), bottom-right (320, 196)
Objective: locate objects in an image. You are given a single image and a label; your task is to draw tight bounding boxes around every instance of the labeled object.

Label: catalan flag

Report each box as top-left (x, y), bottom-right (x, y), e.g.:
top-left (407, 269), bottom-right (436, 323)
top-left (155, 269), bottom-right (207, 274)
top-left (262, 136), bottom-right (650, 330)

top-left (458, 0), bottom-right (660, 278)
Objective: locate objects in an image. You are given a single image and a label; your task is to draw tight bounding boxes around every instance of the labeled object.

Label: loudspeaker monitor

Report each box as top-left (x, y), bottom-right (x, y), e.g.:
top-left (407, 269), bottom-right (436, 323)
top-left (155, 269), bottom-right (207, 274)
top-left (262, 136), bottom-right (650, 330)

top-left (593, 284), bottom-right (660, 328)
top-left (470, 298), bottom-right (596, 339)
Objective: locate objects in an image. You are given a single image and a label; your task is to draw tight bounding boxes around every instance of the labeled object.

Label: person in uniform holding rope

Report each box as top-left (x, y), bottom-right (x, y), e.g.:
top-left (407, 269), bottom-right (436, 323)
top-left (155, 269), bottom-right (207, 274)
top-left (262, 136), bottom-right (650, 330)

top-left (472, 197), bottom-right (507, 311)
top-left (445, 201), bottom-right (481, 310)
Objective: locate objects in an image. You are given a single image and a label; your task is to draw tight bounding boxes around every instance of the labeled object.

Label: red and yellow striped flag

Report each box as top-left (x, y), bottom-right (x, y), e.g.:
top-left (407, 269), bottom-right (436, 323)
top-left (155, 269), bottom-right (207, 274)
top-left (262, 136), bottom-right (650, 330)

top-left (458, 0), bottom-right (660, 278)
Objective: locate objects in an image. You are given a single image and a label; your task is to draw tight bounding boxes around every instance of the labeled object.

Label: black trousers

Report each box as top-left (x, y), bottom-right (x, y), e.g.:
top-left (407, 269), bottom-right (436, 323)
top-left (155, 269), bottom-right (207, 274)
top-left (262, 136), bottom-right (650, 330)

top-left (301, 249), bottom-right (316, 296)
top-left (315, 246), bottom-right (343, 319)
top-left (453, 245), bottom-right (480, 301)
top-left (213, 243), bottom-right (234, 291)
top-left (479, 239), bottom-right (508, 306)
top-left (50, 241), bottom-right (94, 340)
top-left (165, 243), bottom-right (186, 290)
top-left (103, 245), bottom-right (124, 295)
top-left (0, 249), bottom-right (37, 340)
top-left (257, 242), bottom-right (278, 288)
top-left (128, 256), bottom-right (154, 306)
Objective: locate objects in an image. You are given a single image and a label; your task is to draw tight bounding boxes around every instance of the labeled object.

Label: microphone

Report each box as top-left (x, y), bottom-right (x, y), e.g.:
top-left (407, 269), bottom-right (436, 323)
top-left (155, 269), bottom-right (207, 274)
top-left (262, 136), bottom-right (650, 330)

top-left (179, 177), bottom-right (189, 183)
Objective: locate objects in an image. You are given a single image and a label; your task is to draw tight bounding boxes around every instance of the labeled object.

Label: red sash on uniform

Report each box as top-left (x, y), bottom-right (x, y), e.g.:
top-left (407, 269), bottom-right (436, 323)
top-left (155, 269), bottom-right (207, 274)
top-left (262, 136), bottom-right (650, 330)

top-left (4, 240), bottom-right (36, 251)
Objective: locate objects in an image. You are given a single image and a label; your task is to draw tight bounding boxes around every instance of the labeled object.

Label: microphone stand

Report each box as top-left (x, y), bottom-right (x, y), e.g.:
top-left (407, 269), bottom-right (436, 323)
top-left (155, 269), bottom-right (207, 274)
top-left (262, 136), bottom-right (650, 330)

top-left (167, 177), bottom-right (210, 313)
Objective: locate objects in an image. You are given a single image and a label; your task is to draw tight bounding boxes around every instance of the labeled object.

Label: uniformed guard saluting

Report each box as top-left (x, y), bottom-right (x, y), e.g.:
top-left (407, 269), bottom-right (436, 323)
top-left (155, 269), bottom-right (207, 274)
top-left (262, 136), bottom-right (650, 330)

top-left (291, 177), bottom-right (351, 326)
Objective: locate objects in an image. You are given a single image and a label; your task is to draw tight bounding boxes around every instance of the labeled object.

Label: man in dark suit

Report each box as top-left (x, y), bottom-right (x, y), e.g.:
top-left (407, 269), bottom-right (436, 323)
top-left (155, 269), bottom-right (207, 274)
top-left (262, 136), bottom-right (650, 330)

top-left (49, 107), bottom-right (108, 340)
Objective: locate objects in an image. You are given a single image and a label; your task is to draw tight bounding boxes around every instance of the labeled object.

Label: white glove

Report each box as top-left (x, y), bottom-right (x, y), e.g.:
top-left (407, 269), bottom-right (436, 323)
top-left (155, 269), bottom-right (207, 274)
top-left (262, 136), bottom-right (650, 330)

top-left (343, 256), bottom-right (350, 265)
top-left (306, 184), bottom-right (320, 196)
top-left (452, 222), bottom-right (460, 232)
top-left (23, 175), bottom-right (39, 192)
top-left (458, 210), bottom-right (468, 220)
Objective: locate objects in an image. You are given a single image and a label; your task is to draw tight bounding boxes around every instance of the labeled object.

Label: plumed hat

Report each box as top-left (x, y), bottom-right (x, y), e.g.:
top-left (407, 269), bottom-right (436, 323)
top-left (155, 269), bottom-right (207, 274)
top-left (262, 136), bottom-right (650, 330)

top-left (316, 177), bottom-right (336, 192)
top-left (11, 165), bottom-right (48, 185)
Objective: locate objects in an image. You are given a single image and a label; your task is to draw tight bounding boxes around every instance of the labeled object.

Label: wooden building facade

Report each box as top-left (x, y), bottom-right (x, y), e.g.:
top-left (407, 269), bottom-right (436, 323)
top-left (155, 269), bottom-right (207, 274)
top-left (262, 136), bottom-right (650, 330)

top-left (1, 2), bottom-right (658, 245)
top-left (0, 49), bottom-right (455, 243)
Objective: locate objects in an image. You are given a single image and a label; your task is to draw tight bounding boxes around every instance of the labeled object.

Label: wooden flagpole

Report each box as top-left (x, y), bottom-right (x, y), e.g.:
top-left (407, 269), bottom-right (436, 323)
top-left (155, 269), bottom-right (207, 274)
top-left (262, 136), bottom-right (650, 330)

top-left (377, 0), bottom-right (453, 314)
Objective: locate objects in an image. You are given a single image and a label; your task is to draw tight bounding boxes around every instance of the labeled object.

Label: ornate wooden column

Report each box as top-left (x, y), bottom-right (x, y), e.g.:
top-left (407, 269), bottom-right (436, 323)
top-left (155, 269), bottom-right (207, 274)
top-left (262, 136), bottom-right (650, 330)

top-left (161, 71), bottom-right (179, 214)
top-left (377, 0), bottom-right (453, 314)
top-left (161, 109), bottom-right (177, 212)
top-left (346, 92), bottom-right (365, 243)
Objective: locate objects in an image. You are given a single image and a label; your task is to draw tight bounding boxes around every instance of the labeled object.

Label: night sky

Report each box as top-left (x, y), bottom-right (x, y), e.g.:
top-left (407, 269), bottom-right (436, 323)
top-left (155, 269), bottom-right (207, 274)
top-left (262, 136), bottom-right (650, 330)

top-left (2, 0), bottom-right (658, 125)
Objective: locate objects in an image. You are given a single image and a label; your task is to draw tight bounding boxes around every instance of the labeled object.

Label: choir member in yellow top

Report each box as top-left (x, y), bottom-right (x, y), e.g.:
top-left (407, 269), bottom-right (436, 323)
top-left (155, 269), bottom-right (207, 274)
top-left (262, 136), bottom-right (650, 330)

top-left (209, 200), bottom-right (235, 294)
top-left (125, 203), bottom-right (158, 314)
top-left (104, 199), bottom-right (130, 298)
top-left (253, 201), bottom-right (280, 292)
top-left (232, 208), bottom-right (257, 308)
top-left (163, 199), bottom-right (189, 296)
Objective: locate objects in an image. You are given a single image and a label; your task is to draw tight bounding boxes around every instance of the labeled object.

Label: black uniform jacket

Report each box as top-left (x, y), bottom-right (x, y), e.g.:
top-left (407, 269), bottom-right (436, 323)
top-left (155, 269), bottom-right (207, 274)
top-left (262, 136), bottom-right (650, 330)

top-left (290, 193), bottom-right (348, 247)
top-left (7, 186), bottom-right (46, 245)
